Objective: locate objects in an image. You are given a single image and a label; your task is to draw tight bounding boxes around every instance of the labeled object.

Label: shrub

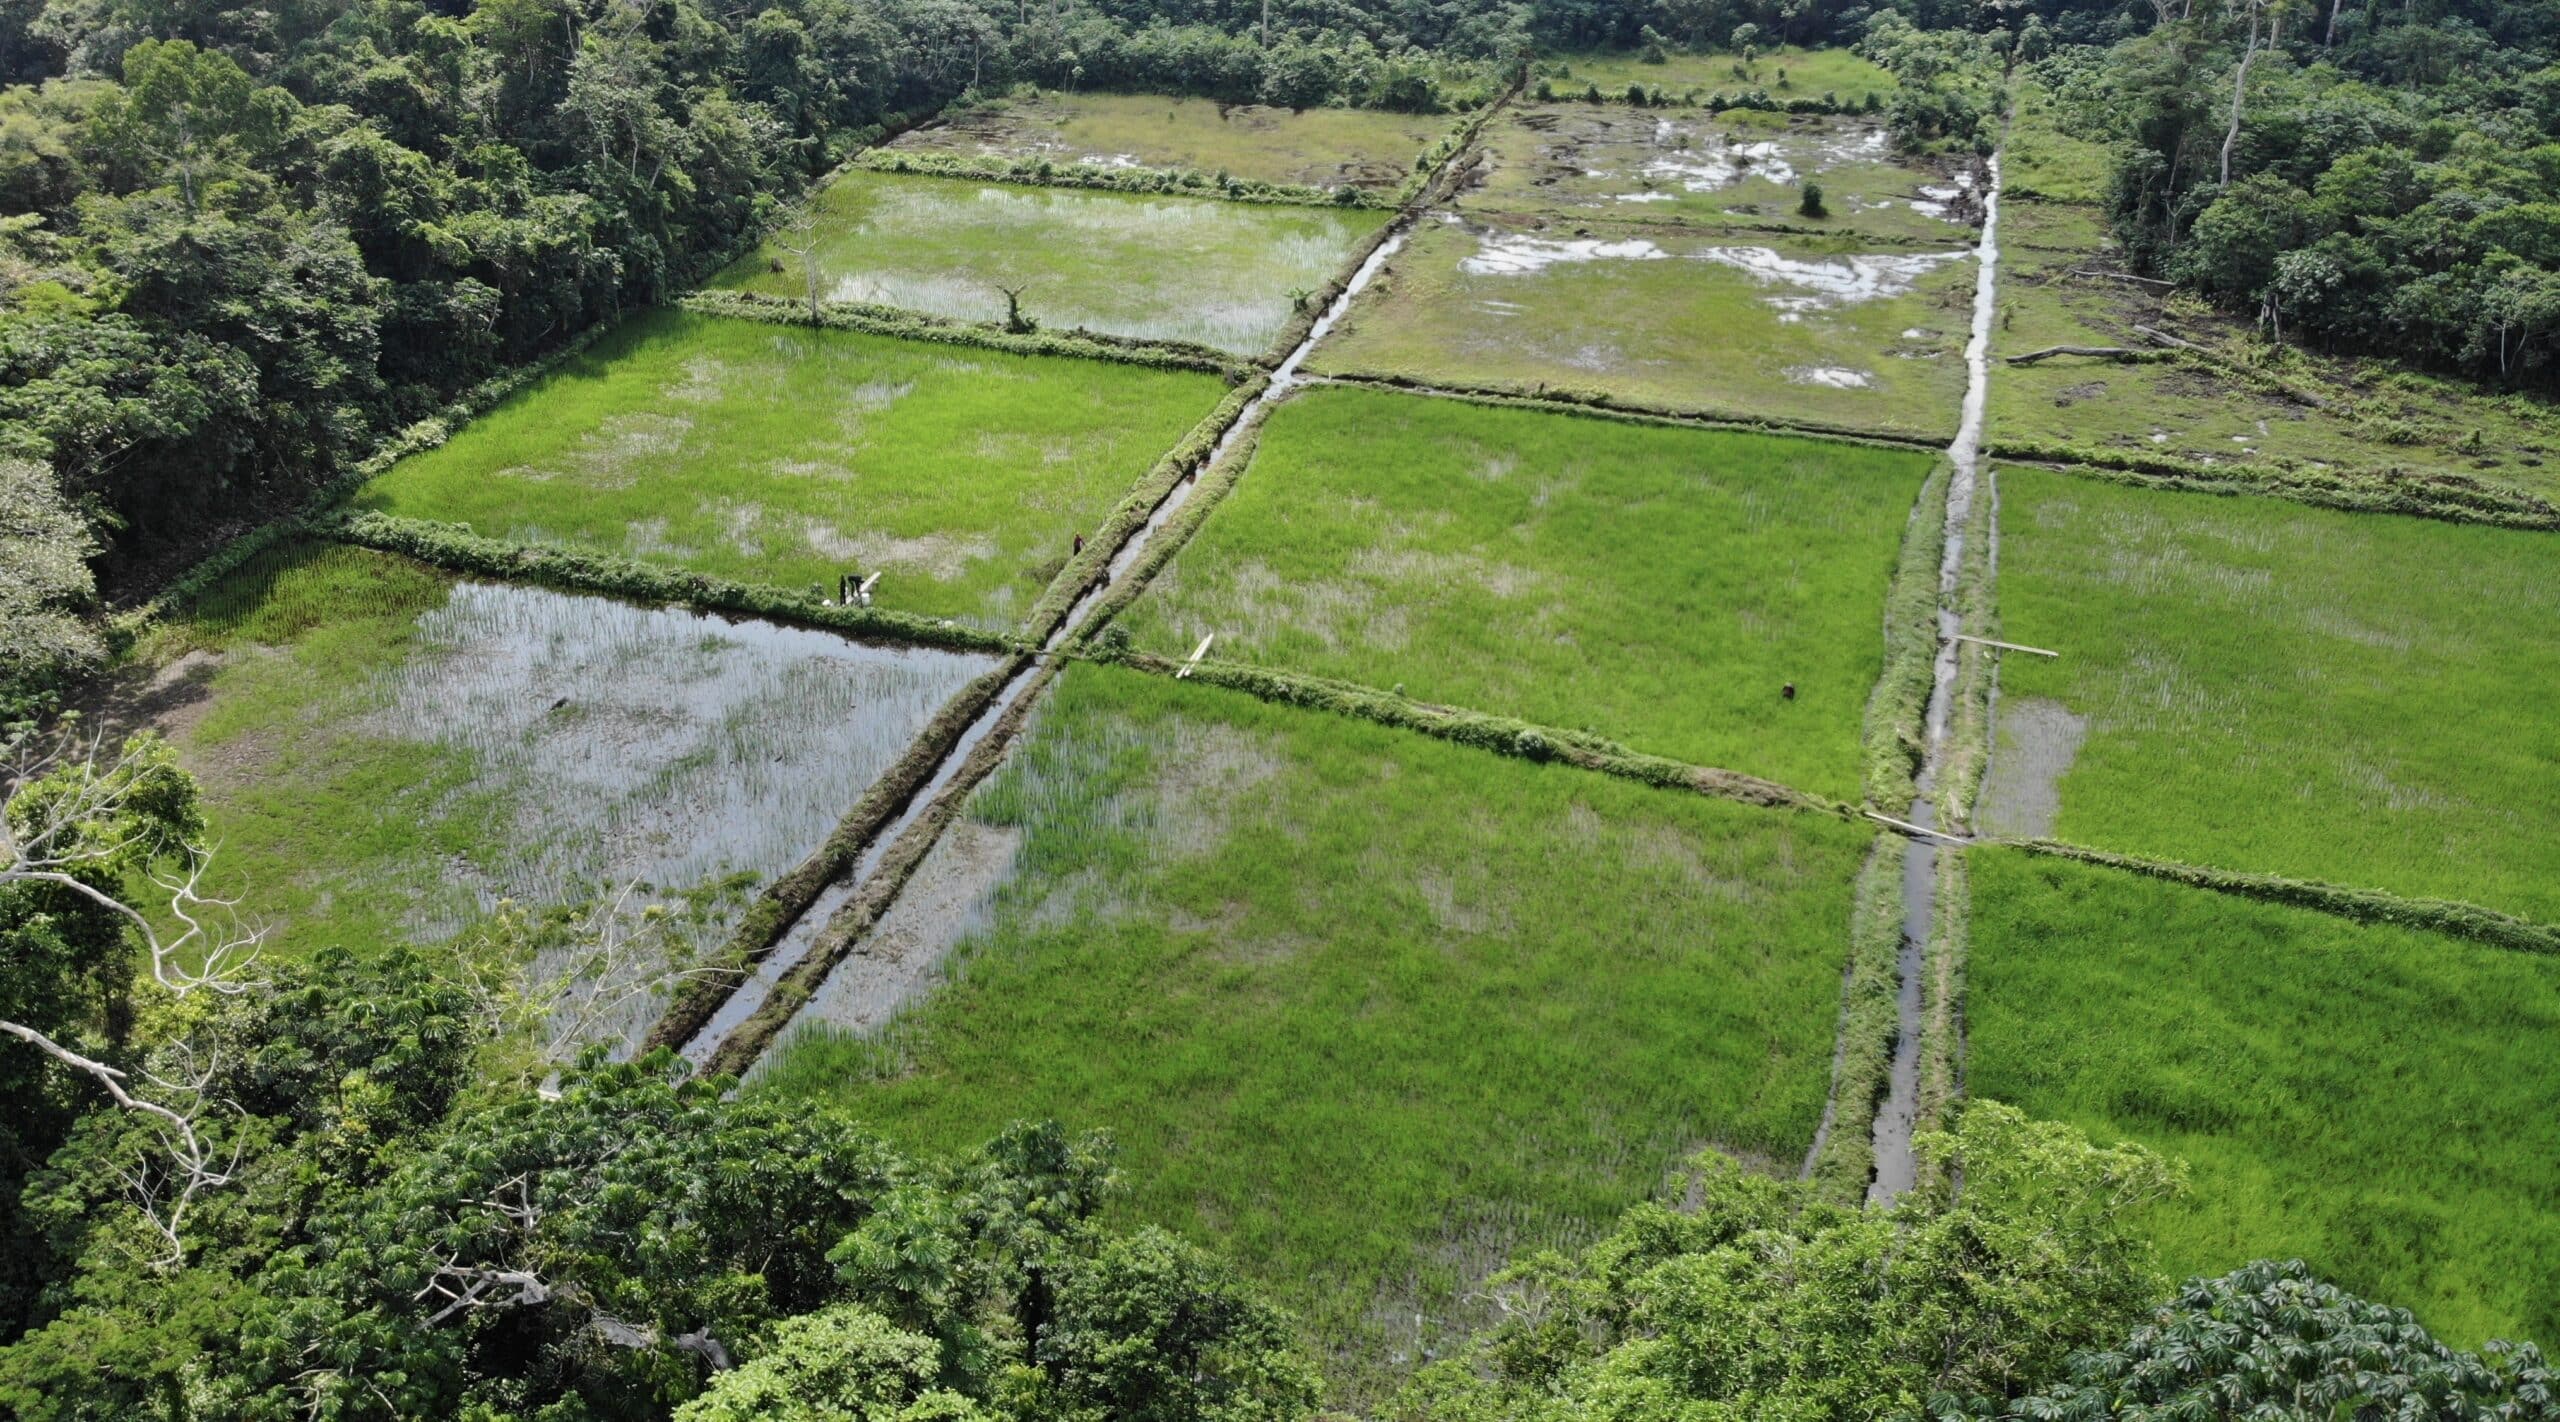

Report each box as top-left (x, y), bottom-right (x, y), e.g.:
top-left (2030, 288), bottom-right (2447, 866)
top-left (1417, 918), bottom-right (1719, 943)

top-left (1799, 182), bottom-right (1828, 218)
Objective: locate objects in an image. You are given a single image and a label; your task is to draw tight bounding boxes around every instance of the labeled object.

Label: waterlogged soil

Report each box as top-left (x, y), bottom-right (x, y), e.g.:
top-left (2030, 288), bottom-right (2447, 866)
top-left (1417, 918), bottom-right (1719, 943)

top-left (154, 546), bottom-right (995, 988)
top-left (1991, 202), bottom-right (2560, 498)
top-left (1311, 215), bottom-right (1976, 436)
top-left (1976, 695), bottom-right (2087, 839)
top-left (884, 91), bottom-right (1453, 192)
top-left (1464, 104), bottom-right (1978, 243)
top-left (717, 168), bottom-right (1390, 355)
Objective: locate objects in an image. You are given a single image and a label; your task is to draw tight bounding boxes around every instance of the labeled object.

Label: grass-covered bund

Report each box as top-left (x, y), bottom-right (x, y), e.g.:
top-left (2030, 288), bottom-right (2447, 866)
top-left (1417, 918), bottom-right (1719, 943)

top-left (757, 664), bottom-right (1872, 1395)
top-left (1114, 386), bottom-right (1930, 799)
top-left (1968, 848), bottom-right (2560, 1352)
top-left (122, 541), bottom-right (992, 968)
top-left (1994, 466), bottom-right (2560, 923)
top-left (883, 91), bottom-right (1454, 194)
top-left (357, 310), bottom-right (1226, 629)
top-left (716, 167), bottom-right (1391, 354)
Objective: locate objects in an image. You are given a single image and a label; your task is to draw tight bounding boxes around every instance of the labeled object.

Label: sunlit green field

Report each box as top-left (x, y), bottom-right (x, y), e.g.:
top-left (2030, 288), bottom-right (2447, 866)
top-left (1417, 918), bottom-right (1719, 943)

top-left (884, 90), bottom-right (1453, 192)
top-left (715, 168), bottom-right (1390, 354)
top-left (1990, 206), bottom-right (2560, 497)
top-left (1999, 79), bottom-right (2112, 204)
top-left (360, 310), bottom-right (1224, 629)
top-left (1114, 386), bottom-right (1928, 797)
top-left (1311, 217), bottom-right (1975, 436)
top-left (758, 664), bottom-right (1872, 1398)
top-left (132, 542), bottom-right (991, 969)
top-left (1463, 103), bottom-right (1974, 244)
top-left (1969, 848), bottom-right (2560, 1350)
top-left (1995, 466), bottom-right (2560, 921)
top-left (1545, 45), bottom-right (1898, 106)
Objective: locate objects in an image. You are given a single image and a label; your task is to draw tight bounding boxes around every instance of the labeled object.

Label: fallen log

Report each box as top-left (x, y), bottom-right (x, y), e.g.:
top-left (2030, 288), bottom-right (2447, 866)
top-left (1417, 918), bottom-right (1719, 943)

top-left (2006, 344), bottom-right (2141, 365)
top-left (2068, 268), bottom-right (2173, 287)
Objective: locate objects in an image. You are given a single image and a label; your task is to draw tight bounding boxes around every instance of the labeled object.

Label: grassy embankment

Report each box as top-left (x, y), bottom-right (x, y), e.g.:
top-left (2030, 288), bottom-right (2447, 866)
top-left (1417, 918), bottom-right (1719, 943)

top-left (1970, 848), bottom-right (2560, 1350)
top-left (758, 664), bottom-right (1872, 1395)
top-left (1995, 466), bottom-right (2560, 923)
top-left (1547, 45), bottom-right (1899, 105)
top-left (714, 167), bottom-right (1391, 354)
top-left (885, 91), bottom-right (1455, 192)
top-left (1112, 386), bottom-right (1928, 800)
top-left (1463, 103), bottom-right (1974, 244)
top-left (124, 541), bottom-right (988, 964)
top-left (359, 310), bottom-right (1225, 630)
top-left (1310, 219), bottom-right (1976, 437)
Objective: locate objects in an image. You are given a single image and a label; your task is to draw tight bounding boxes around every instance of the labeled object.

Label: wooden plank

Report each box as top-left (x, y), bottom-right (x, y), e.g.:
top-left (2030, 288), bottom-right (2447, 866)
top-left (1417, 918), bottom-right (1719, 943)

top-left (1954, 634), bottom-right (2060, 658)
top-left (1866, 812), bottom-right (1969, 844)
top-left (1175, 633), bottom-right (1215, 679)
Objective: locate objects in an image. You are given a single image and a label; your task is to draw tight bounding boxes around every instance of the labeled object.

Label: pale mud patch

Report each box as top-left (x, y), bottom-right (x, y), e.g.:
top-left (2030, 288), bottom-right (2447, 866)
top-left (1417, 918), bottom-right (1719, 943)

top-left (626, 517), bottom-right (698, 561)
top-left (664, 355), bottom-right (735, 404)
top-left (771, 459), bottom-right (858, 481)
top-left (1788, 365), bottom-right (1875, 389)
top-left (1461, 233), bottom-right (1667, 276)
top-left (781, 817), bottom-right (1026, 1041)
top-left (802, 523), bottom-right (999, 579)
top-left (561, 413), bottom-right (695, 489)
top-left (1016, 712), bottom-right (1292, 929)
top-left (1976, 697), bottom-right (2087, 839)
top-left (76, 646), bottom-right (228, 749)
top-left (1692, 245), bottom-right (1971, 313)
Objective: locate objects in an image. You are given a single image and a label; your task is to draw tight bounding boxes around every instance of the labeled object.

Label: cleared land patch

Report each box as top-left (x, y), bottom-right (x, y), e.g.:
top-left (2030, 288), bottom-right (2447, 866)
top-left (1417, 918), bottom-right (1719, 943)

top-left (1992, 202), bottom-right (2560, 498)
top-left (1310, 216), bottom-right (1974, 435)
top-left (755, 664), bottom-right (1872, 1396)
top-left (128, 542), bottom-right (995, 1000)
top-left (1997, 466), bottom-right (2560, 922)
top-left (1543, 46), bottom-right (1898, 107)
top-left (358, 310), bottom-right (1225, 629)
top-left (715, 168), bottom-right (1390, 354)
top-left (1113, 385), bottom-right (1928, 798)
top-left (1464, 102), bottom-right (1979, 243)
top-left (884, 90), bottom-right (1452, 193)
top-left (1970, 848), bottom-right (2560, 1350)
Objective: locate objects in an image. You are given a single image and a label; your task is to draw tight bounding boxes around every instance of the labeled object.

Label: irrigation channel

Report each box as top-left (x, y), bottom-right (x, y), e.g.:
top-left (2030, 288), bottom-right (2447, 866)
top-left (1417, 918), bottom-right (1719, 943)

top-left (678, 220), bottom-right (1423, 1072)
top-left (1866, 148), bottom-right (2005, 1204)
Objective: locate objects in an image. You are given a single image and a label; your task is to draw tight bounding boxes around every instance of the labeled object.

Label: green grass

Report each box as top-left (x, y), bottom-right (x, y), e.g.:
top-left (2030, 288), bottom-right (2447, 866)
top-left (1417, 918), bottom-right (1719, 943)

top-left (1546, 46), bottom-right (1898, 105)
top-left (1969, 848), bottom-right (2560, 1350)
top-left (1989, 210), bottom-right (2560, 497)
top-left (1311, 217), bottom-right (1976, 437)
top-left (129, 541), bottom-right (992, 971)
top-left (359, 310), bottom-right (1225, 629)
top-left (757, 664), bottom-right (1872, 1397)
top-left (1113, 386), bottom-right (1929, 798)
top-left (2000, 80), bottom-right (2113, 205)
top-left (1464, 103), bottom-right (1972, 244)
top-left (715, 168), bottom-right (1391, 355)
top-left (1995, 466), bottom-right (2560, 922)
top-left (886, 91), bottom-right (1453, 192)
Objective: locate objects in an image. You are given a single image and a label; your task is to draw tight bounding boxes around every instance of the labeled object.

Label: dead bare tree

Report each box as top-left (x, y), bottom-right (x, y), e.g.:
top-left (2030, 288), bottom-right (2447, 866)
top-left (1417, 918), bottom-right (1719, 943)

top-left (449, 883), bottom-right (741, 1074)
top-left (0, 731), bottom-right (266, 1267)
top-left (2220, 0), bottom-right (2277, 187)
top-left (773, 206), bottom-right (826, 324)
top-left (995, 281), bottom-right (1036, 334)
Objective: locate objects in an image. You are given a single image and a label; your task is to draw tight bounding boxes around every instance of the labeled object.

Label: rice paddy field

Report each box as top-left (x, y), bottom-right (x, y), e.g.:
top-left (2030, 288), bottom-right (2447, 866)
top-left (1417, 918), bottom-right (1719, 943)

top-left (756, 664), bottom-right (1874, 1395)
top-left (1115, 386), bottom-right (1930, 797)
top-left (1310, 217), bottom-right (1975, 434)
top-left (883, 91), bottom-right (1454, 192)
top-left (1969, 849), bottom-right (2560, 1350)
top-left (714, 168), bottom-right (1390, 354)
top-left (1990, 202), bottom-right (2560, 497)
top-left (123, 542), bottom-right (994, 980)
top-left (1462, 102), bottom-right (1978, 244)
top-left (358, 310), bottom-right (1226, 628)
top-left (1990, 466), bottom-right (2560, 922)
top-left (1543, 46), bottom-right (1899, 107)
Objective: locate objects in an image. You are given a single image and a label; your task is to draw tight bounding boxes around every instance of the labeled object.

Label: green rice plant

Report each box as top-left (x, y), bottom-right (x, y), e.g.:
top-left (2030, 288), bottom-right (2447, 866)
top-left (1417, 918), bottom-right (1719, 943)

top-left (1995, 467), bottom-right (2560, 924)
top-left (1112, 386), bottom-right (1929, 799)
top-left (712, 168), bottom-right (1392, 356)
top-left (1310, 219), bottom-right (1978, 439)
top-left (356, 310), bottom-right (1226, 630)
top-left (1968, 847), bottom-right (2560, 1351)
top-left (755, 664), bottom-right (1872, 1401)
top-left (132, 541), bottom-right (994, 973)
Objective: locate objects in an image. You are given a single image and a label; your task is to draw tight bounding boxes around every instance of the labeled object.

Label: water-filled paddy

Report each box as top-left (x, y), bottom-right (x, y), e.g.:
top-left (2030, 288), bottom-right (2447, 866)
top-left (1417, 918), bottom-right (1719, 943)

top-left (1970, 848), bottom-right (2560, 1351)
top-left (1114, 385), bottom-right (1930, 798)
top-left (883, 91), bottom-right (1452, 193)
top-left (1995, 466), bottom-right (2560, 922)
top-left (1311, 215), bottom-right (1975, 435)
top-left (133, 544), bottom-right (995, 1019)
top-left (1464, 103), bottom-right (1976, 243)
top-left (359, 310), bottom-right (1225, 629)
top-left (715, 168), bottom-right (1391, 355)
top-left (757, 664), bottom-right (1872, 1400)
